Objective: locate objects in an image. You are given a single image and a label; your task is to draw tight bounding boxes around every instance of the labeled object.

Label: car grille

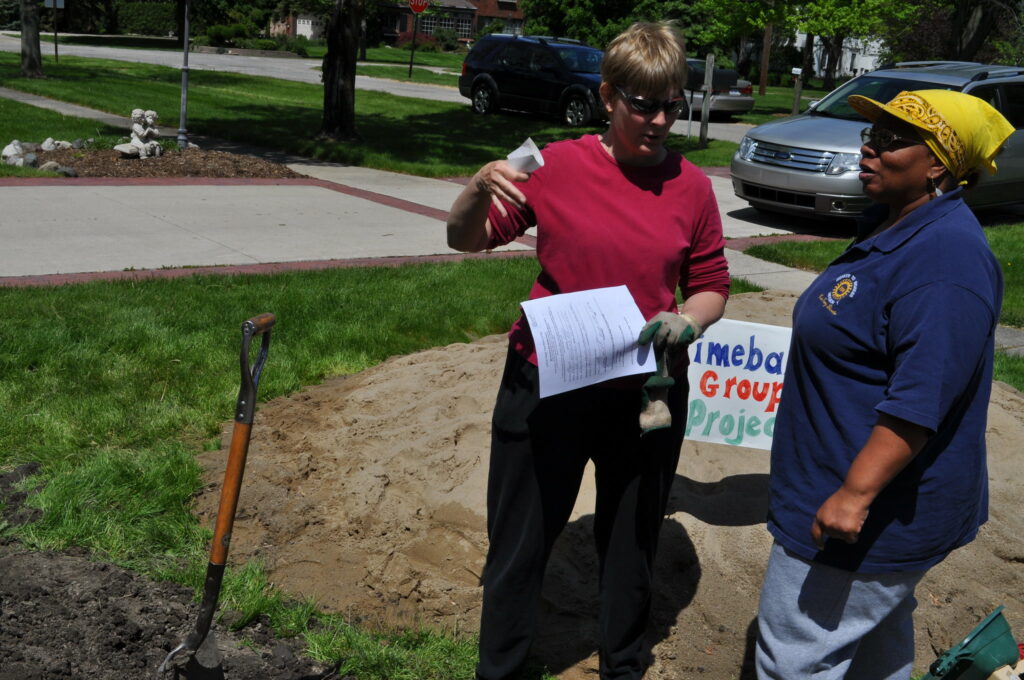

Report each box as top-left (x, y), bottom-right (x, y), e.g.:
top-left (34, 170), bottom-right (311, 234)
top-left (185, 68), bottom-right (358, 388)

top-left (742, 183), bottom-right (816, 208)
top-left (750, 141), bottom-right (834, 173)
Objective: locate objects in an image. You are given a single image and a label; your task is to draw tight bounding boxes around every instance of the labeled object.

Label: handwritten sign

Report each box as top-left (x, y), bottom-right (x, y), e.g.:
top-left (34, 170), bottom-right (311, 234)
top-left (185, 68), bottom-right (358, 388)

top-left (685, 318), bottom-right (791, 451)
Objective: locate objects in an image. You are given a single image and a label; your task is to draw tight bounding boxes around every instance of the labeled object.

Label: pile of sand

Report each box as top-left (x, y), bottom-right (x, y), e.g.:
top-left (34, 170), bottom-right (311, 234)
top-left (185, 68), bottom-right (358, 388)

top-left (195, 291), bottom-right (1024, 678)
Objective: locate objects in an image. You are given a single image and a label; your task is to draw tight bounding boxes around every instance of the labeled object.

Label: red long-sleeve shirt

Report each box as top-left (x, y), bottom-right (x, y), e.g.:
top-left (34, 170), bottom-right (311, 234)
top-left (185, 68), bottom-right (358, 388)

top-left (487, 134), bottom-right (730, 372)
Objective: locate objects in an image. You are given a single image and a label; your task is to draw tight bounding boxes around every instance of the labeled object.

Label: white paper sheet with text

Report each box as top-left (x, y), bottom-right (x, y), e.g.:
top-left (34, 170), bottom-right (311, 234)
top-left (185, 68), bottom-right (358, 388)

top-left (521, 286), bottom-right (656, 398)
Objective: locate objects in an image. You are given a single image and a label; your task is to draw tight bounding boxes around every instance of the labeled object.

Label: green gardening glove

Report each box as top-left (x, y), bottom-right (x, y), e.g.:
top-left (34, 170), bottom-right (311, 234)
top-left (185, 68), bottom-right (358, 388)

top-left (637, 311), bottom-right (703, 352)
top-left (637, 312), bottom-right (702, 434)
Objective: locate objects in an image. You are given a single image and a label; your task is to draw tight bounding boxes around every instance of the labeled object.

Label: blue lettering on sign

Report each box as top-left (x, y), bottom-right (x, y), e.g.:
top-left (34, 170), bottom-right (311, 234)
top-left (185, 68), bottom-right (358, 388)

top-left (692, 335), bottom-right (783, 375)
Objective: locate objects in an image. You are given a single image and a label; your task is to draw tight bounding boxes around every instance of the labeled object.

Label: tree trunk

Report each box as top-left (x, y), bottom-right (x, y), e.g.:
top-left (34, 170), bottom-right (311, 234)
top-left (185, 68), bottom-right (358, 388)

top-left (20, 0), bottom-right (43, 77)
top-left (820, 36), bottom-right (843, 91)
top-left (321, 0), bottom-right (360, 141)
top-left (758, 23), bottom-right (772, 96)
top-left (949, 0), bottom-right (1000, 60)
top-left (802, 33), bottom-right (815, 80)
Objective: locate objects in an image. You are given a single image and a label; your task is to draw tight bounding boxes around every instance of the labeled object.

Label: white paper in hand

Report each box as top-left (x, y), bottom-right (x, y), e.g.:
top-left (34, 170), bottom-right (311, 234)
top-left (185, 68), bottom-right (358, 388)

top-left (506, 137), bottom-right (545, 172)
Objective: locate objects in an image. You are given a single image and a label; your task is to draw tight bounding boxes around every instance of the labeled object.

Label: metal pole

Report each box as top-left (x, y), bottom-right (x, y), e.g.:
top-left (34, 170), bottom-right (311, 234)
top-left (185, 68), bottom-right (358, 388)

top-left (177, 0), bottom-right (190, 148)
top-left (407, 13), bottom-right (418, 78)
top-left (53, 4), bottom-right (58, 62)
top-left (699, 54), bottom-right (714, 148)
top-left (792, 74), bottom-right (803, 114)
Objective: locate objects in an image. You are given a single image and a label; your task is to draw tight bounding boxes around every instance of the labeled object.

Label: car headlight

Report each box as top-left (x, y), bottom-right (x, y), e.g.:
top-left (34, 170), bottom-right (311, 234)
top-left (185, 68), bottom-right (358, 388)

top-left (826, 152), bottom-right (862, 176)
top-left (738, 136), bottom-right (757, 161)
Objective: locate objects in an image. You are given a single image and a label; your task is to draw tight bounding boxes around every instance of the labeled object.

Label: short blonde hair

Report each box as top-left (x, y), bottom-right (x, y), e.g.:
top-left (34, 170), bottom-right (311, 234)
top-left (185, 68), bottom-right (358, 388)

top-left (601, 22), bottom-right (687, 97)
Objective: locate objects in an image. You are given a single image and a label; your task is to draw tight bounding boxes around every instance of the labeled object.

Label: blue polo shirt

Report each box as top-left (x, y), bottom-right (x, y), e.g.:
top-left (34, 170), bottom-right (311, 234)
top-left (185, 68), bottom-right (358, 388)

top-left (766, 189), bottom-right (1002, 573)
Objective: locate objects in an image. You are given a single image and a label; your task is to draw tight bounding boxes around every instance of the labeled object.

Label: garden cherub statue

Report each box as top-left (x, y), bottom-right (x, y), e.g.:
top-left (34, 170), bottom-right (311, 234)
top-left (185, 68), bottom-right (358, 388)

top-left (130, 108), bottom-right (162, 158)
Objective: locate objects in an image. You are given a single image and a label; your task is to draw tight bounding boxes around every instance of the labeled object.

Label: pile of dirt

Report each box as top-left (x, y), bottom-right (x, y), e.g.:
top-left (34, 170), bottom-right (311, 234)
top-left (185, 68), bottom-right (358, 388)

top-left (34, 147), bottom-right (305, 178)
top-left (191, 290), bottom-right (1024, 679)
top-left (2, 291), bottom-right (1022, 679)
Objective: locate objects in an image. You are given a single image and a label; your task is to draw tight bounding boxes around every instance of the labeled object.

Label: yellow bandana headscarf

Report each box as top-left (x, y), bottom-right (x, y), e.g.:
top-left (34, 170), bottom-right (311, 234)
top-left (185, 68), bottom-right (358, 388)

top-left (848, 89), bottom-right (1014, 181)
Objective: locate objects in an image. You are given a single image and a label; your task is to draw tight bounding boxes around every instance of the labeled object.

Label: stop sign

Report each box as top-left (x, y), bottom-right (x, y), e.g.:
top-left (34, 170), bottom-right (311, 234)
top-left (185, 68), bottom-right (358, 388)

top-left (409, 0), bottom-right (428, 12)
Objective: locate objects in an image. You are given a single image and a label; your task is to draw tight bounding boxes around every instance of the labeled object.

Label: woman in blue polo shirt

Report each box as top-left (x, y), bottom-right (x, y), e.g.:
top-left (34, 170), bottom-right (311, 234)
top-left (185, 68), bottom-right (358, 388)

top-left (755, 91), bottom-right (1015, 679)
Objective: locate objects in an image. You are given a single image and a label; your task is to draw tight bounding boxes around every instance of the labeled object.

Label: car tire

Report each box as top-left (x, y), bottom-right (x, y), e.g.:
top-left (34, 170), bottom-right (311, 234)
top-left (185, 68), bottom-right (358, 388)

top-left (562, 93), bottom-right (591, 127)
top-left (471, 83), bottom-right (496, 115)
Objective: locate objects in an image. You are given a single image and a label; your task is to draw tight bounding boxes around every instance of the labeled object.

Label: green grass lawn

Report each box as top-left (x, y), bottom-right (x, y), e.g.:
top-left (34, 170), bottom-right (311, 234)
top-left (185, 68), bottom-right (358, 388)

top-left (734, 84), bottom-right (832, 126)
top-left (361, 46), bottom-right (466, 69)
top-left (0, 52), bottom-right (736, 174)
top-left (357, 64), bottom-right (459, 87)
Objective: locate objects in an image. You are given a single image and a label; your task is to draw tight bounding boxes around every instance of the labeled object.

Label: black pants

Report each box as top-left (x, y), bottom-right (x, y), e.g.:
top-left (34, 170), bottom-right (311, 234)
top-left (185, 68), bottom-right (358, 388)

top-left (476, 348), bottom-right (687, 680)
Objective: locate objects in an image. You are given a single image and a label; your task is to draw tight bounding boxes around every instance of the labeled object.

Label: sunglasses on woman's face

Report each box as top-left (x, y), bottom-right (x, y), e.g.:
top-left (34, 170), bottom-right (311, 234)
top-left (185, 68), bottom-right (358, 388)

top-left (860, 127), bottom-right (925, 151)
top-left (615, 86), bottom-right (686, 117)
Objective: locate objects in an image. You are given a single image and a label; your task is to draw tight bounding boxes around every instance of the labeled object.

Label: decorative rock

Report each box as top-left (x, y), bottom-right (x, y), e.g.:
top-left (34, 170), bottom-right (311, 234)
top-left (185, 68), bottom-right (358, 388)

top-left (21, 142), bottom-right (40, 152)
top-left (56, 166), bottom-right (78, 177)
top-left (41, 137), bottom-right (56, 151)
top-left (72, 139), bottom-right (84, 149)
top-left (38, 161), bottom-right (60, 172)
top-left (55, 140), bottom-right (73, 150)
top-left (114, 143), bottom-right (141, 158)
top-left (2, 140), bottom-right (23, 161)
top-left (22, 153), bottom-right (38, 168)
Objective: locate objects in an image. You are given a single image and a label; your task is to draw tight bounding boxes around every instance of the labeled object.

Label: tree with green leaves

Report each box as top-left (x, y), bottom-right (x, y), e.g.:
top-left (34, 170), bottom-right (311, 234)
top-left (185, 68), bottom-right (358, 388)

top-left (877, 0), bottom-right (1022, 64)
top-left (793, 0), bottom-right (919, 88)
top-left (20, 0), bottom-right (42, 77)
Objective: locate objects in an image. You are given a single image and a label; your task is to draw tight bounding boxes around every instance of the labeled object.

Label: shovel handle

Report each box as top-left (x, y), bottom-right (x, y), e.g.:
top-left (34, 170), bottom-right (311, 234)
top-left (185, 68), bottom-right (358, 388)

top-left (235, 313), bottom-right (275, 425)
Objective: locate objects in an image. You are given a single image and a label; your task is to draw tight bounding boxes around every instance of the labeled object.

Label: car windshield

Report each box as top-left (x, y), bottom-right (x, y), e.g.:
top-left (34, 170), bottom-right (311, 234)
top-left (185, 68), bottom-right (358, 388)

top-left (811, 76), bottom-right (960, 120)
top-left (556, 47), bottom-right (602, 74)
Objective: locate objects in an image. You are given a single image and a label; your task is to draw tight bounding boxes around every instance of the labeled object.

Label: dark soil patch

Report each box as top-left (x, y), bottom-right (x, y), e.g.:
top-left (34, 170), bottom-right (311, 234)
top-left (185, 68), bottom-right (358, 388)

top-left (0, 464), bottom-right (338, 680)
top-left (35, 147), bottom-right (306, 179)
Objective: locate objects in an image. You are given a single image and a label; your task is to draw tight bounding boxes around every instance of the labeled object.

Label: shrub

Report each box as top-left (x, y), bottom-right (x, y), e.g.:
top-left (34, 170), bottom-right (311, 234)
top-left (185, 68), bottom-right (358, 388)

top-left (239, 38), bottom-right (279, 51)
top-left (432, 27), bottom-right (459, 52)
top-left (398, 35), bottom-right (439, 52)
top-left (115, 1), bottom-right (175, 36)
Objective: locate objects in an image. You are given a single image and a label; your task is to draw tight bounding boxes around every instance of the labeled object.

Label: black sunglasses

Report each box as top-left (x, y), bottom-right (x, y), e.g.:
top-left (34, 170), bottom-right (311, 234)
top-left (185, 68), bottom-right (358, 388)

top-left (615, 86), bottom-right (686, 117)
top-left (860, 127), bottom-right (925, 151)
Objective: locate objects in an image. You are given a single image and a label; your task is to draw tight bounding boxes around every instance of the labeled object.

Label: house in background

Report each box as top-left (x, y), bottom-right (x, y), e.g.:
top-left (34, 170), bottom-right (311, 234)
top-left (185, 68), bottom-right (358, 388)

top-left (794, 32), bottom-right (883, 78)
top-left (271, 0), bottom-right (524, 46)
top-left (269, 13), bottom-right (326, 40)
top-left (388, 0), bottom-right (524, 44)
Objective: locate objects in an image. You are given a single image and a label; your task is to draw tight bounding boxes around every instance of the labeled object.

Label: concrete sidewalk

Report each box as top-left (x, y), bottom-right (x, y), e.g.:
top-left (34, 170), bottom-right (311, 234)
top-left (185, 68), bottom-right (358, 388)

top-left (1, 86), bottom-right (807, 286)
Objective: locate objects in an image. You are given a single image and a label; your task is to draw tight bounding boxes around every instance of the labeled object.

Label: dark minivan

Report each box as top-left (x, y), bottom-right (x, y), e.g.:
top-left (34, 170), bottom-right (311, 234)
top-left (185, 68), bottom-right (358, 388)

top-left (458, 34), bottom-right (605, 127)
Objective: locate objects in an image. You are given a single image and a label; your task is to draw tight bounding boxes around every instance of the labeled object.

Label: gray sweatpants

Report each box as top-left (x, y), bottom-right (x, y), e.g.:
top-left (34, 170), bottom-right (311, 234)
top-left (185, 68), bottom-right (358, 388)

top-left (756, 541), bottom-right (927, 680)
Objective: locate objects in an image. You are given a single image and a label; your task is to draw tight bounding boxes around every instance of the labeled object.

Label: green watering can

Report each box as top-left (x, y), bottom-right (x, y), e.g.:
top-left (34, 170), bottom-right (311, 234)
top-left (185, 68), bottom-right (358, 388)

top-left (922, 606), bottom-right (1020, 680)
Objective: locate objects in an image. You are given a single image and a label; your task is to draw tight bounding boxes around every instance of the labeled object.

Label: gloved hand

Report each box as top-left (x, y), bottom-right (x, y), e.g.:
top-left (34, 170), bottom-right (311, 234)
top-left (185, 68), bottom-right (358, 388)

top-left (637, 311), bottom-right (703, 352)
top-left (637, 312), bottom-right (702, 434)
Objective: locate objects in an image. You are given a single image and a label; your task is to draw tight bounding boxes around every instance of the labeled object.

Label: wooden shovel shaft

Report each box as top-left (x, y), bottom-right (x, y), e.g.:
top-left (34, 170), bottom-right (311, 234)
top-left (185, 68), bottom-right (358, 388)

top-left (210, 422), bottom-right (252, 565)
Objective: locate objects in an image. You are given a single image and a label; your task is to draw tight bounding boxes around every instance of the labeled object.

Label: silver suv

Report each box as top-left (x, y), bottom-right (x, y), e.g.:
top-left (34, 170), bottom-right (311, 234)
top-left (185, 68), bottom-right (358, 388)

top-left (730, 62), bottom-right (1024, 218)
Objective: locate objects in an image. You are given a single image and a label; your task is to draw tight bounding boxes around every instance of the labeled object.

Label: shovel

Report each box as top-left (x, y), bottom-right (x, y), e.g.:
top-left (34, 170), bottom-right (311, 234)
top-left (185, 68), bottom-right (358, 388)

top-left (159, 312), bottom-right (276, 675)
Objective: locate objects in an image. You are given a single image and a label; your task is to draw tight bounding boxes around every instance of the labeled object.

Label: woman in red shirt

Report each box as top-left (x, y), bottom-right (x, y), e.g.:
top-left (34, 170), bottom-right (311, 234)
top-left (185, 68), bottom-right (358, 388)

top-left (448, 21), bottom-right (730, 680)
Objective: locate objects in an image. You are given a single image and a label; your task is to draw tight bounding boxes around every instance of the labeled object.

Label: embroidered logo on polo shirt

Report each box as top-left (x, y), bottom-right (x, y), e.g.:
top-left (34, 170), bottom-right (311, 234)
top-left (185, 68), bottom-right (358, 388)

top-left (818, 273), bottom-right (858, 315)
